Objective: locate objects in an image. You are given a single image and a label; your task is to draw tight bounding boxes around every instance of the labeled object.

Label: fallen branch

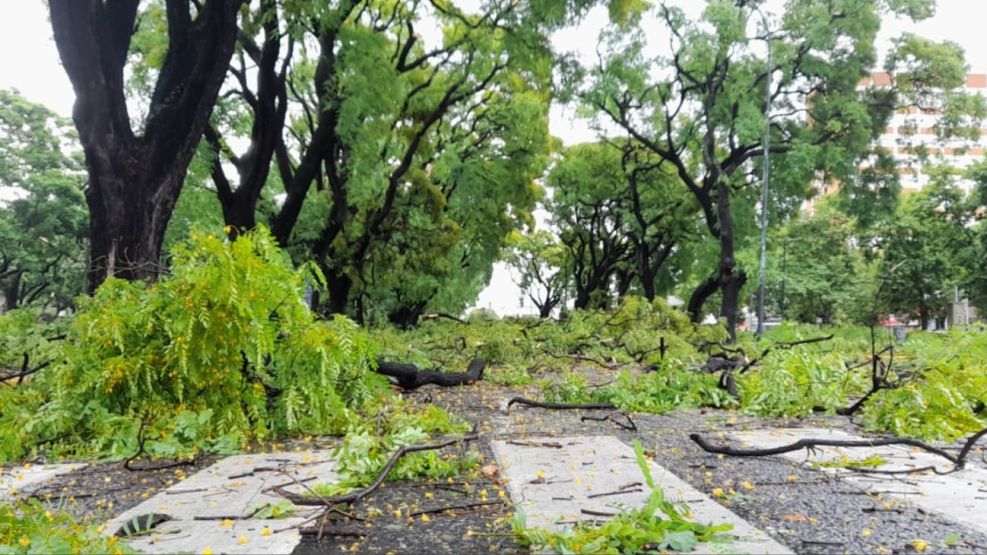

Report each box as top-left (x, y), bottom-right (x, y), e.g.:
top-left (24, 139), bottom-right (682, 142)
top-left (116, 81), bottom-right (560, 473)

top-left (420, 312), bottom-right (467, 325)
top-left (581, 413), bottom-right (637, 431)
top-left (375, 357), bottom-right (484, 390)
top-left (689, 426), bottom-right (987, 471)
top-left (409, 500), bottom-right (502, 516)
top-left (0, 353), bottom-right (50, 385)
top-left (507, 397), bottom-right (615, 411)
top-left (123, 419), bottom-right (196, 472)
top-left (272, 432), bottom-right (479, 507)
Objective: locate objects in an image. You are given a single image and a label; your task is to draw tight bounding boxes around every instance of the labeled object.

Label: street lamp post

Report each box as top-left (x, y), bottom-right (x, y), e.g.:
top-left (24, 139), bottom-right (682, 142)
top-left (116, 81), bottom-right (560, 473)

top-left (755, 12), bottom-right (773, 340)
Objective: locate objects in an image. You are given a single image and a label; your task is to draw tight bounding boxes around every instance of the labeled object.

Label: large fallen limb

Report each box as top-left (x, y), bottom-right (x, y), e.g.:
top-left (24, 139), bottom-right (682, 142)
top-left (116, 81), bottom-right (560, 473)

top-left (272, 432), bottom-right (479, 506)
top-left (375, 357), bottom-right (484, 390)
top-left (689, 426), bottom-right (987, 470)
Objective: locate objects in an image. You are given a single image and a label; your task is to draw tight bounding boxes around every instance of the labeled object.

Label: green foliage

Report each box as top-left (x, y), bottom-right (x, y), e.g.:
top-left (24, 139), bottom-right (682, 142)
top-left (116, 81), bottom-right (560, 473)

top-left (811, 454), bottom-right (886, 469)
top-left (313, 403), bottom-right (477, 497)
top-left (0, 499), bottom-right (133, 554)
top-left (740, 350), bottom-right (864, 418)
top-left (0, 89), bottom-right (87, 312)
top-left (0, 228), bottom-right (386, 463)
top-left (858, 330), bottom-right (987, 441)
top-left (747, 200), bottom-right (875, 325)
top-left (879, 173), bottom-right (979, 326)
top-left (547, 142), bottom-right (699, 309)
top-left (373, 296), bottom-right (727, 387)
top-left (513, 440), bottom-right (732, 554)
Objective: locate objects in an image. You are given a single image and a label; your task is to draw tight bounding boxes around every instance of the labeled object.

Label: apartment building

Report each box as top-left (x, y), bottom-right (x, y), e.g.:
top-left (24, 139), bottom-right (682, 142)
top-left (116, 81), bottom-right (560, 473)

top-left (860, 72), bottom-right (987, 194)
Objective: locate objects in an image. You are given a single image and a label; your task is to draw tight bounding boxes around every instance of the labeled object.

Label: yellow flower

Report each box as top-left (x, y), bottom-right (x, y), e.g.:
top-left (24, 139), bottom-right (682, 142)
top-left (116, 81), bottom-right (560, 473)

top-left (261, 526), bottom-right (272, 536)
top-left (19, 536), bottom-right (30, 548)
top-left (420, 514), bottom-right (431, 522)
top-left (912, 539), bottom-right (929, 552)
top-left (712, 487), bottom-right (725, 498)
top-left (424, 492), bottom-right (434, 499)
top-left (741, 480), bottom-right (755, 491)
top-left (202, 549), bottom-right (214, 555)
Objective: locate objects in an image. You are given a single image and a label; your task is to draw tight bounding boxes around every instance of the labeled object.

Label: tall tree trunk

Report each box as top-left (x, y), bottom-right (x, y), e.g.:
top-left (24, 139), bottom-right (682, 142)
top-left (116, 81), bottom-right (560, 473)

top-left (325, 271), bottom-right (353, 317)
top-left (3, 270), bottom-right (22, 311)
top-left (50, 0), bottom-right (243, 290)
top-left (638, 245), bottom-right (657, 302)
top-left (715, 182), bottom-right (743, 341)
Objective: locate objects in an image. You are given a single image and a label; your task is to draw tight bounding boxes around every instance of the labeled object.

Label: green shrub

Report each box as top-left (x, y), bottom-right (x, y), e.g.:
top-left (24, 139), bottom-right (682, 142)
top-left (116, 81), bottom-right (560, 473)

top-left (0, 500), bottom-right (132, 554)
top-left (0, 228), bottom-right (386, 463)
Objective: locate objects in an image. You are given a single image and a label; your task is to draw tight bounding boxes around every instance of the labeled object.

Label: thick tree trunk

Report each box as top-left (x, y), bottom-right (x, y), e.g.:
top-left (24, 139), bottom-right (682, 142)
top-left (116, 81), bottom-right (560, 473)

top-left (715, 182), bottom-right (743, 341)
top-left (50, 0), bottom-right (243, 291)
top-left (638, 249), bottom-right (657, 301)
top-left (537, 299), bottom-right (556, 319)
top-left (3, 271), bottom-right (22, 310)
top-left (325, 270), bottom-right (353, 316)
top-left (85, 160), bottom-right (183, 287)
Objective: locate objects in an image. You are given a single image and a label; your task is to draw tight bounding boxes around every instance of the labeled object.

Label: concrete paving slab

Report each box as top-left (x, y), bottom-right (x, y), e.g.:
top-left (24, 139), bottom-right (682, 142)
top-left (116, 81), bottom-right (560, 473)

top-left (106, 451), bottom-right (336, 554)
top-left (491, 436), bottom-right (791, 554)
top-left (0, 463), bottom-right (87, 503)
top-left (729, 428), bottom-right (987, 536)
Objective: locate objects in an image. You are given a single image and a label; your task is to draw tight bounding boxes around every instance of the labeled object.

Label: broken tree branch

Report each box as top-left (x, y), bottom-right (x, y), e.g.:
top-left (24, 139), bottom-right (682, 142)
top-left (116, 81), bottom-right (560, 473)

top-left (506, 397), bottom-right (615, 411)
top-left (375, 357), bottom-right (484, 389)
top-left (272, 432), bottom-right (479, 506)
top-left (689, 425), bottom-right (987, 471)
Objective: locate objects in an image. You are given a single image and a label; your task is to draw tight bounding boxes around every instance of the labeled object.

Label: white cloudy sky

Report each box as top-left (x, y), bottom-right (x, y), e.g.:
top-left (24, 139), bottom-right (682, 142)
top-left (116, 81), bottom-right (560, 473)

top-left (1, 1), bottom-right (984, 315)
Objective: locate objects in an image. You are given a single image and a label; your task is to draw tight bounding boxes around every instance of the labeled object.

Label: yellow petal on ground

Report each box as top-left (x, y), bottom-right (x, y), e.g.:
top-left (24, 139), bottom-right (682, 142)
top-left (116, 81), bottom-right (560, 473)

top-left (862, 529), bottom-right (872, 537)
top-left (220, 518), bottom-right (234, 528)
top-left (261, 526), bottom-right (272, 536)
top-left (912, 539), bottom-right (928, 552)
top-left (238, 535), bottom-right (249, 545)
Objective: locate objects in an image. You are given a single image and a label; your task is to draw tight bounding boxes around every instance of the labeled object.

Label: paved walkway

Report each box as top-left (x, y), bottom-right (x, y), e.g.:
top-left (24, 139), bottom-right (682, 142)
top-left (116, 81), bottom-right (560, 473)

top-left (729, 427), bottom-right (987, 536)
top-left (0, 462), bottom-right (86, 503)
top-left (491, 435), bottom-right (792, 554)
top-left (105, 451), bottom-right (336, 554)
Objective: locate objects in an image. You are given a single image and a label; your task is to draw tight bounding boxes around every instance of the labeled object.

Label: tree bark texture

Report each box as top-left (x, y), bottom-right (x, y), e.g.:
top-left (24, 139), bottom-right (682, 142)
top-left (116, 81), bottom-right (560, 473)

top-left (49, 0), bottom-right (244, 290)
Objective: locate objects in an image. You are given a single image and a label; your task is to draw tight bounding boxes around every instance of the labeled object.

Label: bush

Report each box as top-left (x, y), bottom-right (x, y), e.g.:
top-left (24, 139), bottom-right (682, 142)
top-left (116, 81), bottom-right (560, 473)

top-left (0, 228), bottom-right (386, 463)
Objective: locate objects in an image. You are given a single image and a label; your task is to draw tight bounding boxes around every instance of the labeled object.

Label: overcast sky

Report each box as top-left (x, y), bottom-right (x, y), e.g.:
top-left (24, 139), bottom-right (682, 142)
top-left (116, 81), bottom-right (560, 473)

top-left (2, 1), bottom-right (984, 130)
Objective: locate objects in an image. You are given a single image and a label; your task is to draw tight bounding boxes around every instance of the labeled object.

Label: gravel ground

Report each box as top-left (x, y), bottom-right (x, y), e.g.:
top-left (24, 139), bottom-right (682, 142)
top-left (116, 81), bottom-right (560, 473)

top-left (13, 369), bottom-right (987, 554)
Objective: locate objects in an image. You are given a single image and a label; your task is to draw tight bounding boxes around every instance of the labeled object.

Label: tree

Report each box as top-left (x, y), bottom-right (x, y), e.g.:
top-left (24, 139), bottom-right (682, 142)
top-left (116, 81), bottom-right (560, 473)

top-left (0, 90), bottom-right (87, 312)
top-left (760, 200), bottom-right (871, 325)
top-left (549, 143), bottom-right (631, 309)
top-left (879, 170), bottom-right (978, 328)
top-left (582, 0), bottom-right (980, 339)
top-left (200, 1), bottom-right (553, 322)
top-left (967, 157), bottom-right (987, 310)
top-left (49, 0), bottom-right (244, 289)
top-left (617, 143), bottom-right (699, 301)
top-left (504, 230), bottom-right (567, 318)
top-left (548, 142), bottom-right (697, 309)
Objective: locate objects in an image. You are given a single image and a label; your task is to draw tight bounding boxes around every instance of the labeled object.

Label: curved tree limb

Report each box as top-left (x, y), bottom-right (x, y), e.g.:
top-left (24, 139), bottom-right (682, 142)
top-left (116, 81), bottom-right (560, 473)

top-left (689, 426), bottom-right (987, 470)
top-left (271, 432), bottom-right (479, 506)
